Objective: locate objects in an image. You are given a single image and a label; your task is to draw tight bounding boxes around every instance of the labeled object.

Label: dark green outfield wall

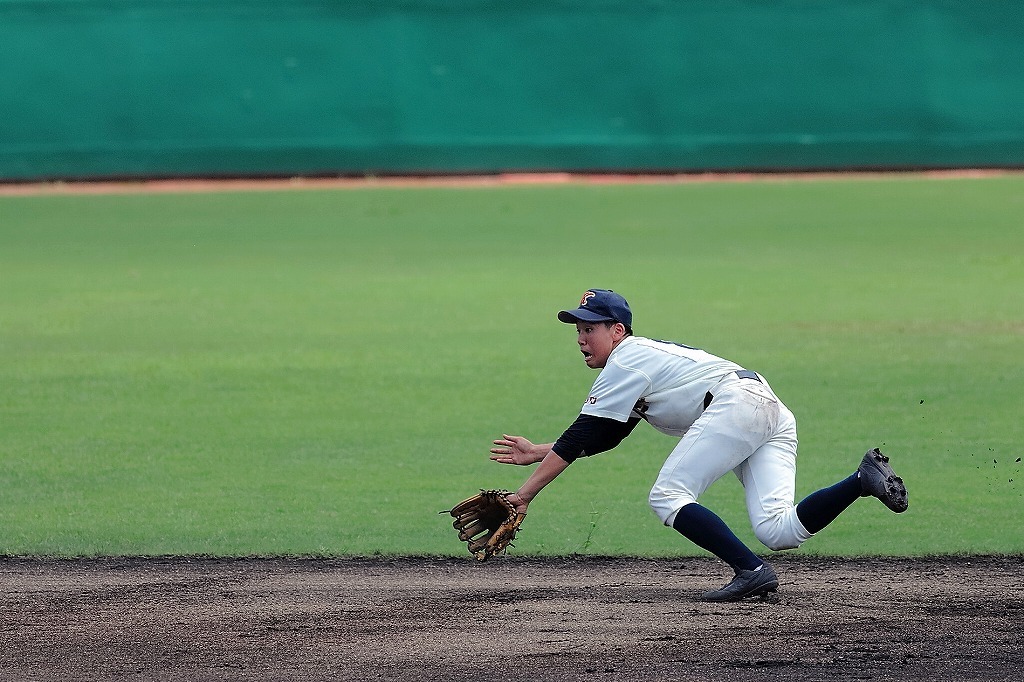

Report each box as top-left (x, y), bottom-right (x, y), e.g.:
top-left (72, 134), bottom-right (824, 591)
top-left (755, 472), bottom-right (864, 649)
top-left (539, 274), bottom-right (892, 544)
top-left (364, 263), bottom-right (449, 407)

top-left (1, 0), bottom-right (1023, 180)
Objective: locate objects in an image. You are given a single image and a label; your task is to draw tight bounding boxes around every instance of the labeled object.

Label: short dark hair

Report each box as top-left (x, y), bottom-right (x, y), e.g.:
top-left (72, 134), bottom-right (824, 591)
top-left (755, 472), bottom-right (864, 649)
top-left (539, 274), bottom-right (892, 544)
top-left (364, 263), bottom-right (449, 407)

top-left (604, 320), bottom-right (633, 336)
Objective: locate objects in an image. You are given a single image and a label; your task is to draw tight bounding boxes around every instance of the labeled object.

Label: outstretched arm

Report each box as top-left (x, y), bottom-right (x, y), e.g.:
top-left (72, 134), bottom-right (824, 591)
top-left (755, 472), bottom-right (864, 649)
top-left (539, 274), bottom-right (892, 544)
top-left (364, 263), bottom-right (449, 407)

top-left (507, 450), bottom-right (572, 514)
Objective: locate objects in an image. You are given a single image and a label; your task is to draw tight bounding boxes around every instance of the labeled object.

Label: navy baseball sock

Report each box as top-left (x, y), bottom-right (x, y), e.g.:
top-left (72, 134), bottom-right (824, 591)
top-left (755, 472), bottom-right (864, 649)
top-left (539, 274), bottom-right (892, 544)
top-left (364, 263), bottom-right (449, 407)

top-left (796, 472), bottom-right (863, 534)
top-left (672, 503), bottom-right (763, 572)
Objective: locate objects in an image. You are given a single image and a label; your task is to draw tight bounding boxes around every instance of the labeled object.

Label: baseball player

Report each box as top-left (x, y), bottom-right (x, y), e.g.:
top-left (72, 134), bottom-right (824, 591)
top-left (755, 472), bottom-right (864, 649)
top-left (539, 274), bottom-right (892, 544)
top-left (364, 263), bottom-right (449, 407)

top-left (490, 289), bottom-right (908, 601)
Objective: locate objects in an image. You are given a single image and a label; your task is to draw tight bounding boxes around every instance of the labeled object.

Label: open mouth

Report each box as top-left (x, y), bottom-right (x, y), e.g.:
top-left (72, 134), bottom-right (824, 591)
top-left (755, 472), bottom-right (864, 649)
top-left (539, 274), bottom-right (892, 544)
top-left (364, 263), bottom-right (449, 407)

top-left (581, 350), bottom-right (593, 359)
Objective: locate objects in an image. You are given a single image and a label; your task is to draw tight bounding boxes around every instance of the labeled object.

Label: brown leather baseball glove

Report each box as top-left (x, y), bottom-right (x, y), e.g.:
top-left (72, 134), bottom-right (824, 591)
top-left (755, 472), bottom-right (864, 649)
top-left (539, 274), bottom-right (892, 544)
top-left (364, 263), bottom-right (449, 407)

top-left (445, 489), bottom-right (526, 561)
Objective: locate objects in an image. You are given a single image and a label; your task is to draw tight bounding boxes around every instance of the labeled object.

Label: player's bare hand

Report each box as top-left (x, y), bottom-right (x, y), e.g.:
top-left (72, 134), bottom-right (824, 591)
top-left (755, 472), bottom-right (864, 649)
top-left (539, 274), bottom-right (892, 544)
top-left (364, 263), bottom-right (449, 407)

top-left (490, 434), bottom-right (543, 465)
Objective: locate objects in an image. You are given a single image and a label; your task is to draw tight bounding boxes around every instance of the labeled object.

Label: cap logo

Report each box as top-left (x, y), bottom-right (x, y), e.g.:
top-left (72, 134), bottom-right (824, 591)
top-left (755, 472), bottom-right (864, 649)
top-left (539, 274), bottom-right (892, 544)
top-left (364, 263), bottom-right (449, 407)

top-left (580, 291), bottom-right (596, 307)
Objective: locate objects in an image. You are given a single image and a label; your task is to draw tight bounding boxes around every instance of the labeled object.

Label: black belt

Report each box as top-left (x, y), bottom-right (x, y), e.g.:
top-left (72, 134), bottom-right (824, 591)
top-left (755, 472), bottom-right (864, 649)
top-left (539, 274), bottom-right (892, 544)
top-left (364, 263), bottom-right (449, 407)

top-left (703, 370), bottom-right (762, 410)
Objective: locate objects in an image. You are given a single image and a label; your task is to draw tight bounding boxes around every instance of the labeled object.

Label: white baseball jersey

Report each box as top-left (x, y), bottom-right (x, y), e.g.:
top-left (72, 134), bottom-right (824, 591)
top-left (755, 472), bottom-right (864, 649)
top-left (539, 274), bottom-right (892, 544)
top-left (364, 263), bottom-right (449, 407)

top-left (579, 336), bottom-right (744, 437)
top-left (563, 334), bottom-right (809, 549)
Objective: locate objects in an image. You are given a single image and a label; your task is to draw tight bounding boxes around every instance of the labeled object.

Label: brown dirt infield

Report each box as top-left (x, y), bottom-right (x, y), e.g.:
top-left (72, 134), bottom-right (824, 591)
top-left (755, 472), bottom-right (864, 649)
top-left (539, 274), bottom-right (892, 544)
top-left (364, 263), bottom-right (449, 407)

top-left (1, 555), bottom-right (1020, 681)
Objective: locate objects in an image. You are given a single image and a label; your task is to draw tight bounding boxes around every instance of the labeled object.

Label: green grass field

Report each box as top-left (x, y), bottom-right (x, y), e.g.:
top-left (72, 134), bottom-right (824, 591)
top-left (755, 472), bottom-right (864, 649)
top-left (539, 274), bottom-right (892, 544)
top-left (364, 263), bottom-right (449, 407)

top-left (1, 175), bottom-right (1021, 557)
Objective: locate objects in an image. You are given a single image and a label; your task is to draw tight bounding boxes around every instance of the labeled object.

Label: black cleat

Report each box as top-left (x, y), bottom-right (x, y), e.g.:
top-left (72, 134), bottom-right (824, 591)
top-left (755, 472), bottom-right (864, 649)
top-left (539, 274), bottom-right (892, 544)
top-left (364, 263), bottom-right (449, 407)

top-left (858, 448), bottom-right (909, 513)
top-left (701, 562), bottom-right (779, 602)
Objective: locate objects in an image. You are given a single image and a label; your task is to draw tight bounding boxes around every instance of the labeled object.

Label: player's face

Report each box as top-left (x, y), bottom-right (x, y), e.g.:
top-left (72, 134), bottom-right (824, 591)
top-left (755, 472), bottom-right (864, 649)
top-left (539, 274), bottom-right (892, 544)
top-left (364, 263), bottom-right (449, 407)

top-left (575, 321), bottom-right (626, 368)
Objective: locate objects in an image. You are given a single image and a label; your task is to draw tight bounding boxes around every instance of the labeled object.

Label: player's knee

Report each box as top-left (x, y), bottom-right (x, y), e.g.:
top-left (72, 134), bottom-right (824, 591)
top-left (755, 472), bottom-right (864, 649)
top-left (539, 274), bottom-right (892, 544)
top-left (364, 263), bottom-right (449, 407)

top-left (753, 514), bottom-right (808, 551)
top-left (757, 532), bottom-right (801, 552)
top-left (649, 487), bottom-right (697, 526)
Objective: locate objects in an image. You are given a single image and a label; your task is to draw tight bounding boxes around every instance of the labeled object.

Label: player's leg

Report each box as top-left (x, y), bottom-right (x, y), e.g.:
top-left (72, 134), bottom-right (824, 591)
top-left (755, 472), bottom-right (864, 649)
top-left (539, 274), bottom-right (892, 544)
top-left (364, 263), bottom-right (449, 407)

top-left (650, 391), bottom-right (770, 569)
top-left (796, 448), bottom-right (909, 532)
top-left (794, 473), bottom-right (863, 533)
top-left (671, 503), bottom-right (762, 571)
top-left (650, 382), bottom-right (781, 599)
top-left (650, 380), bottom-right (781, 529)
top-left (739, 409), bottom-right (908, 544)
top-left (734, 403), bottom-right (814, 551)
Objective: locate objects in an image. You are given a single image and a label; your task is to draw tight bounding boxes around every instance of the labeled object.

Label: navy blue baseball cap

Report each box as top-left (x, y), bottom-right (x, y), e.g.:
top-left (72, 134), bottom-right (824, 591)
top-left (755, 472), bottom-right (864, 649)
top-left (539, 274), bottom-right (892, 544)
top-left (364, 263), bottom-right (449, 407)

top-left (558, 289), bottom-right (632, 328)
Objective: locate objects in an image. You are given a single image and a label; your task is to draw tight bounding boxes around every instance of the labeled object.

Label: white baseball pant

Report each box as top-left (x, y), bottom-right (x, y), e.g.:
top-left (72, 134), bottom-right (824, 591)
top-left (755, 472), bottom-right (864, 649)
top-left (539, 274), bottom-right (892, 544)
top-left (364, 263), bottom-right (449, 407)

top-left (648, 373), bottom-right (813, 551)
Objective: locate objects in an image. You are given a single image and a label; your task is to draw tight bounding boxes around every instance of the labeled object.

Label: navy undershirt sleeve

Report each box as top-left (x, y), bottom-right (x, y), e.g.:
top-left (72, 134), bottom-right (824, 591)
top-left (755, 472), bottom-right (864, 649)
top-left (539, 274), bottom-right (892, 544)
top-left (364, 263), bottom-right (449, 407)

top-left (551, 414), bottom-right (642, 463)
